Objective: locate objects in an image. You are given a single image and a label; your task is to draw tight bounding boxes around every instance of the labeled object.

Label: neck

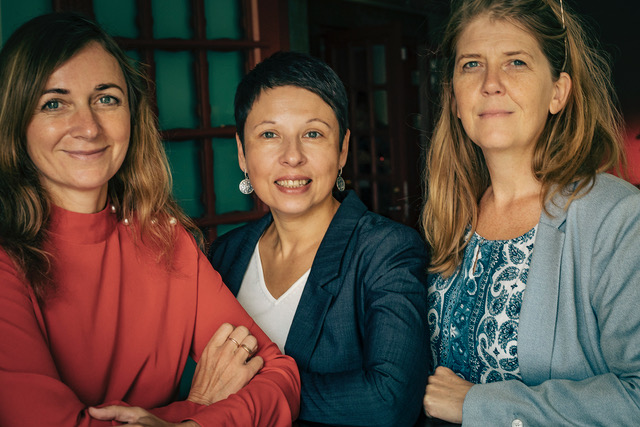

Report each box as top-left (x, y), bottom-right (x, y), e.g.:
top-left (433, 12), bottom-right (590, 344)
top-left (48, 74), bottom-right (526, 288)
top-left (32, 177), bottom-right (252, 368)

top-left (482, 148), bottom-right (542, 204)
top-left (49, 186), bottom-right (109, 214)
top-left (266, 196), bottom-right (340, 258)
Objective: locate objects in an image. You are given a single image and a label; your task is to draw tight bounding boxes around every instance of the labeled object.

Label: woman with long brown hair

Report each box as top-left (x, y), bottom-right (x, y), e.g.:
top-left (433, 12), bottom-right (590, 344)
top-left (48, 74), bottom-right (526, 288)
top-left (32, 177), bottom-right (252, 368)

top-left (422, 0), bottom-right (640, 424)
top-left (0, 12), bottom-right (299, 426)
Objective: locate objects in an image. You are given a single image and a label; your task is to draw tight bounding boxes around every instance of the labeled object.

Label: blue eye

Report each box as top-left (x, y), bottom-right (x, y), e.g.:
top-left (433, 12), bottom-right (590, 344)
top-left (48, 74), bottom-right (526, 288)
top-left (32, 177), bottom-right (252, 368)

top-left (262, 131), bottom-right (276, 139)
top-left (42, 100), bottom-right (60, 110)
top-left (463, 61), bottom-right (479, 69)
top-left (98, 95), bottom-right (119, 105)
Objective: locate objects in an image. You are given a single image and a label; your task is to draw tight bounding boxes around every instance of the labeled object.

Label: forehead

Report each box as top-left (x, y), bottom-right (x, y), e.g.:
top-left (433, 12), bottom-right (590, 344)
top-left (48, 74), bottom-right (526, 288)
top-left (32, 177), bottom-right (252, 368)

top-left (44, 42), bottom-right (126, 91)
top-left (249, 85), bottom-right (335, 117)
top-left (456, 14), bottom-right (542, 56)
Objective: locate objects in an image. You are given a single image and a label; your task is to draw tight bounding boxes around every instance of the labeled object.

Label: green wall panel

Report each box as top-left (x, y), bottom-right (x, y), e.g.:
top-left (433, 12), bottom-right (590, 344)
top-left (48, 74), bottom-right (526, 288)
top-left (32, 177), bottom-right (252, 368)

top-left (0, 0), bottom-right (51, 45)
top-left (155, 51), bottom-right (198, 130)
top-left (204, 0), bottom-right (243, 39)
top-left (208, 51), bottom-right (243, 127)
top-left (152, 0), bottom-right (191, 38)
top-left (165, 140), bottom-right (204, 218)
top-left (93, 0), bottom-right (137, 37)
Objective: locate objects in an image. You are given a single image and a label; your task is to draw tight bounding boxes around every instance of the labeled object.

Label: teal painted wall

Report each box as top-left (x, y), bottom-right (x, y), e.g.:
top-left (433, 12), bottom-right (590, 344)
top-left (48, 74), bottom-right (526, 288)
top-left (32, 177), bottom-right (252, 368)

top-left (1, 0), bottom-right (252, 233)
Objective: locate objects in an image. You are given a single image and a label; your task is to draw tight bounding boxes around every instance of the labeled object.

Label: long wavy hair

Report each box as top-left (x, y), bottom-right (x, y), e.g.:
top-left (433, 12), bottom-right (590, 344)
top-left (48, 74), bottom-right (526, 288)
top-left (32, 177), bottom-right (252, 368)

top-left (421, 0), bottom-right (624, 276)
top-left (0, 13), bottom-right (201, 301)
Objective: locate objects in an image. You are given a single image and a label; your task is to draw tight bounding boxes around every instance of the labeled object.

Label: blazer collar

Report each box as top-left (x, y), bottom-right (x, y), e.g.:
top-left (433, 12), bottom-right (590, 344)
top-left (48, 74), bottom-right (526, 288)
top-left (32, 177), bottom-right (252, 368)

top-left (225, 213), bottom-right (273, 295)
top-left (306, 190), bottom-right (368, 293)
top-left (518, 189), bottom-right (569, 385)
top-left (284, 191), bottom-right (368, 368)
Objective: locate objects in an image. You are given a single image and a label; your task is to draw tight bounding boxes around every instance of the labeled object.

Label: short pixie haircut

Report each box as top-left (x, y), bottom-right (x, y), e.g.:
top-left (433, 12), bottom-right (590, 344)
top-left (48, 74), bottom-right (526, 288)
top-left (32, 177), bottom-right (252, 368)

top-left (234, 51), bottom-right (349, 148)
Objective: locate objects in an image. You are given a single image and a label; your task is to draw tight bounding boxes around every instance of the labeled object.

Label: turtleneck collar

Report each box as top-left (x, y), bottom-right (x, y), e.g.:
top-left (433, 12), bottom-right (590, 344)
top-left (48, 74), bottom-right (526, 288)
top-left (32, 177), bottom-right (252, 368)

top-left (48, 203), bottom-right (118, 245)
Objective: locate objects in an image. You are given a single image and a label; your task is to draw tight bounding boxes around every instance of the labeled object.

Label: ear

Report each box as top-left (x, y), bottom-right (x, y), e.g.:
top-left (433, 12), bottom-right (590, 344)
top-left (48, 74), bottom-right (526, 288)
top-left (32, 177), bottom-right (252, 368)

top-left (236, 133), bottom-right (247, 172)
top-left (549, 72), bottom-right (572, 115)
top-left (339, 129), bottom-right (350, 168)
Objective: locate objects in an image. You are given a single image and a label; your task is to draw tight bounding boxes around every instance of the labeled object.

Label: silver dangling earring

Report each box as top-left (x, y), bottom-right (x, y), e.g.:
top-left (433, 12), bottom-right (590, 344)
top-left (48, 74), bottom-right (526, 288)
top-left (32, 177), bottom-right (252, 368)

top-left (336, 168), bottom-right (346, 191)
top-left (239, 170), bottom-right (254, 195)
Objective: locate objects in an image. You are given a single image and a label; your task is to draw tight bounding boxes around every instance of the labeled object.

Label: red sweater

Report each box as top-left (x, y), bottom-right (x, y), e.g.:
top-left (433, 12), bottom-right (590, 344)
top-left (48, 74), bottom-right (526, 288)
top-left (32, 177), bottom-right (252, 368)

top-left (0, 204), bottom-right (300, 426)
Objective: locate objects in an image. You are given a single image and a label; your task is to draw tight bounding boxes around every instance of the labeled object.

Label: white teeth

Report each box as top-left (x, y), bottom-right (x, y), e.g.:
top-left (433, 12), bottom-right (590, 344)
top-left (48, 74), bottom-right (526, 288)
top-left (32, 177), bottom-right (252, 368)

top-left (276, 179), bottom-right (310, 188)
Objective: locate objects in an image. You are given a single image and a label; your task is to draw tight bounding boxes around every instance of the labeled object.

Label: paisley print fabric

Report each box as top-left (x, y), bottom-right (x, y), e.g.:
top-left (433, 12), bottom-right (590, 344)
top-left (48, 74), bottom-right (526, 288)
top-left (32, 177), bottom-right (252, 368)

top-left (428, 226), bottom-right (537, 383)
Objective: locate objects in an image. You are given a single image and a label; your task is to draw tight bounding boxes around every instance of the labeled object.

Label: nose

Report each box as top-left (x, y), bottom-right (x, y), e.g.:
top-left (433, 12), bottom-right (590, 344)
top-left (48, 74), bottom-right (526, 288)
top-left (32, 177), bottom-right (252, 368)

top-left (70, 106), bottom-right (100, 140)
top-left (280, 136), bottom-right (305, 167)
top-left (481, 64), bottom-right (504, 95)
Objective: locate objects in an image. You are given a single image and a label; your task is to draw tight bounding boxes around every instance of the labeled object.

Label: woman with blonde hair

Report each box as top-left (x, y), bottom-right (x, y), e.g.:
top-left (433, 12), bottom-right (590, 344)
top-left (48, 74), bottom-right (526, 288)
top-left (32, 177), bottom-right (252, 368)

top-left (0, 12), bottom-right (299, 426)
top-left (422, 0), bottom-right (640, 424)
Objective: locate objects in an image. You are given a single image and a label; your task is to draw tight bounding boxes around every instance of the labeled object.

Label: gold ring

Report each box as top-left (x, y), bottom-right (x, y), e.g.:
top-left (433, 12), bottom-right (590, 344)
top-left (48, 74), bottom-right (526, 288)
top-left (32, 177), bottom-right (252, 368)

top-left (227, 337), bottom-right (240, 348)
top-left (240, 344), bottom-right (255, 356)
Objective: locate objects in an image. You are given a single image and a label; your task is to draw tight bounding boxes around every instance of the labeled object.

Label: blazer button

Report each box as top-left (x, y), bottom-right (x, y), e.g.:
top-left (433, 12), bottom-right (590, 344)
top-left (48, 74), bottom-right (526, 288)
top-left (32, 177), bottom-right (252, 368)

top-left (512, 419), bottom-right (524, 427)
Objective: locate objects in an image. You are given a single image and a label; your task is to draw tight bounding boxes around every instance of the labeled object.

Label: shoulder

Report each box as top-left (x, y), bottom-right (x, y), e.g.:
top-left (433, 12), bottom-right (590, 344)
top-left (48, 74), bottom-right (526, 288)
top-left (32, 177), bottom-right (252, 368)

top-left (578, 173), bottom-right (638, 204)
top-left (335, 191), bottom-right (425, 250)
top-left (565, 174), bottom-right (640, 223)
top-left (544, 174), bottom-right (639, 225)
top-left (207, 214), bottom-right (270, 266)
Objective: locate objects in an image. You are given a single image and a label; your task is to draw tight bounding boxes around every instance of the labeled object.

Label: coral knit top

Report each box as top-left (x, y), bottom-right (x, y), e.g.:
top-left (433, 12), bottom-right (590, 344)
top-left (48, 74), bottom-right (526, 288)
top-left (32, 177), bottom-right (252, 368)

top-left (0, 204), bottom-right (300, 427)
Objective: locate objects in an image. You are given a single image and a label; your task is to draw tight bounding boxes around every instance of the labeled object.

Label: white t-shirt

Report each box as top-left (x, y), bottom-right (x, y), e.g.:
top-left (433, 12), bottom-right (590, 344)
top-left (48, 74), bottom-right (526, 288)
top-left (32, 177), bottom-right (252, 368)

top-left (237, 243), bottom-right (309, 353)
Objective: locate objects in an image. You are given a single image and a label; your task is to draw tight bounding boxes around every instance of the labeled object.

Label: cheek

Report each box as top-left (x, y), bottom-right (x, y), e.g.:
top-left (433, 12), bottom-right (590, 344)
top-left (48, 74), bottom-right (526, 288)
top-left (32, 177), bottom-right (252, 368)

top-left (25, 119), bottom-right (54, 161)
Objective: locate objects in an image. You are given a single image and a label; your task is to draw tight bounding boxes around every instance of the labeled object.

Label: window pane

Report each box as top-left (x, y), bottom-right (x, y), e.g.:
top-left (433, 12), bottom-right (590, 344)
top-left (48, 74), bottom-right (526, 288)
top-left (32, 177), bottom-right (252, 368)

top-left (208, 51), bottom-right (244, 127)
top-left (94, 0), bottom-right (137, 38)
top-left (155, 51), bottom-right (197, 129)
top-left (205, 0), bottom-right (243, 39)
top-left (165, 140), bottom-right (203, 217)
top-left (152, 0), bottom-right (192, 38)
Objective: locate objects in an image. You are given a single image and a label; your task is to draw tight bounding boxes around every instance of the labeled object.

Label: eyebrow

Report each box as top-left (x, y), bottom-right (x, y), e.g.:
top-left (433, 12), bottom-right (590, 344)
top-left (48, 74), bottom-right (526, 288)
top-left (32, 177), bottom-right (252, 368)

top-left (41, 83), bottom-right (126, 96)
top-left (307, 118), bottom-right (332, 128)
top-left (457, 50), bottom-right (533, 60)
top-left (252, 118), bottom-right (333, 129)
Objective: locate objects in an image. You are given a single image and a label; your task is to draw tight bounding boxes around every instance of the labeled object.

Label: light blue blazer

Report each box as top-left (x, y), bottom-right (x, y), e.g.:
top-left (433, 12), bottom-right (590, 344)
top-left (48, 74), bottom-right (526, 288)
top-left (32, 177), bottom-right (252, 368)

top-left (463, 173), bottom-right (640, 426)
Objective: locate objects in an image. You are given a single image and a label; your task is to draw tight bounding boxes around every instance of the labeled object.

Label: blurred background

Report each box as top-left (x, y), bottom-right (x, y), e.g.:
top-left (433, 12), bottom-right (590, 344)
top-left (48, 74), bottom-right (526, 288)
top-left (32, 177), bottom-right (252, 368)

top-left (2, 0), bottom-right (637, 244)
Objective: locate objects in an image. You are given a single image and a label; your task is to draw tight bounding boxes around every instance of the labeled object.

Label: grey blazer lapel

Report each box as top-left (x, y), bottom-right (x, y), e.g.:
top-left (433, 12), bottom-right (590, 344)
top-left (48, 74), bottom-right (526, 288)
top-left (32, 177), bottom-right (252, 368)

top-left (518, 197), bottom-right (568, 385)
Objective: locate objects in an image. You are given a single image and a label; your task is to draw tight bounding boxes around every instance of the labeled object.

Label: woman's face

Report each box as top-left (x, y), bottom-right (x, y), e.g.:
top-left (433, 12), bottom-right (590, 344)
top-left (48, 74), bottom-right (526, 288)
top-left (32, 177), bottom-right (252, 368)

top-left (238, 85), bottom-right (349, 219)
top-left (26, 42), bottom-right (130, 212)
top-left (452, 14), bottom-right (570, 158)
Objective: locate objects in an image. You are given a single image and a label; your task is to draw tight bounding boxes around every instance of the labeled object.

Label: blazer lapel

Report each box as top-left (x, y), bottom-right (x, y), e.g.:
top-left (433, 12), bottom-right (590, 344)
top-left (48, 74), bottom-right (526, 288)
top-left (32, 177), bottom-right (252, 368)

top-left (518, 195), bottom-right (568, 385)
top-left (284, 191), bottom-right (366, 370)
top-left (226, 214), bottom-right (273, 296)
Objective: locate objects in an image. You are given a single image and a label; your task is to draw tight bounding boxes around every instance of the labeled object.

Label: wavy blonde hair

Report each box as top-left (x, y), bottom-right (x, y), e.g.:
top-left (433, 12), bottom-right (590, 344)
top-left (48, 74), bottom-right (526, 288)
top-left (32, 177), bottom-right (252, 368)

top-left (422, 0), bottom-right (624, 276)
top-left (0, 13), bottom-right (201, 302)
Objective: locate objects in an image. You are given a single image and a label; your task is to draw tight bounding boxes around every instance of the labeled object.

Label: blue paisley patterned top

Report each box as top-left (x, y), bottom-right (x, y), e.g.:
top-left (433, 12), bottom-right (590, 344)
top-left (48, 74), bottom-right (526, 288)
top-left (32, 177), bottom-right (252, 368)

top-left (428, 226), bottom-right (537, 383)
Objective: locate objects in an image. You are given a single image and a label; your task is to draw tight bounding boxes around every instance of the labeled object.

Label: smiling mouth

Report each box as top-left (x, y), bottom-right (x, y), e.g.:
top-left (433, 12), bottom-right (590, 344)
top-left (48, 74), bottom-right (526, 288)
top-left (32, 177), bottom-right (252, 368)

top-left (276, 179), bottom-right (311, 188)
top-left (66, 147), bottom-right (108, 157)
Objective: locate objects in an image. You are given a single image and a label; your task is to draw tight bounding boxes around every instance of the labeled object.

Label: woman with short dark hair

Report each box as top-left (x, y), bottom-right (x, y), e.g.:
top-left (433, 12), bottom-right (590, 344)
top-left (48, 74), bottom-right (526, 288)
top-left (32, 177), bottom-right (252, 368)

top-left (208, 51), bottom-right (430, 426)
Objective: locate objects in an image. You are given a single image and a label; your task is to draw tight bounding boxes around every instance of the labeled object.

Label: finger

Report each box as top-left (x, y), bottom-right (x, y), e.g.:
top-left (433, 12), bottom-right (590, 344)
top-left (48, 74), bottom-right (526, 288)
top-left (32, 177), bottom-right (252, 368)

top-left (434, 365), bottom-right (454, 375)
top-left (88, 405), bottom-right (146, 422)
top-left (226, 325), bottom-right (250, 352)
top-left (208, 323), bottom-right (235, 348)
top-left (237, 334), bottom-right (258, 360)
top-left (245, 355), bottom-right (264, 373)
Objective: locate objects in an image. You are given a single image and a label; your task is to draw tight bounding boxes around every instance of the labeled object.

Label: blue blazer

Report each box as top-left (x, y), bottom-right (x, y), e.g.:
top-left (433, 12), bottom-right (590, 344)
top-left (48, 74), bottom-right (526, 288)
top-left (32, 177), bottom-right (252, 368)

top-left (462, 174), bottom-right (640, 425)
top-left (208, 191), bottom-right (430, 426)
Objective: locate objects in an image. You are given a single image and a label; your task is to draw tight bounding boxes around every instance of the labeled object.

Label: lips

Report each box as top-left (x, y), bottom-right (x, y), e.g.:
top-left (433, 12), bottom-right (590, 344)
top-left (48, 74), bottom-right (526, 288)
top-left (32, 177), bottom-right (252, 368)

top-left (64, 147), bottom-right (108, 159)
top-left (479, 109), bottom-right (512, 118)
top-left (275, 179), bottom-right (311, 188)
